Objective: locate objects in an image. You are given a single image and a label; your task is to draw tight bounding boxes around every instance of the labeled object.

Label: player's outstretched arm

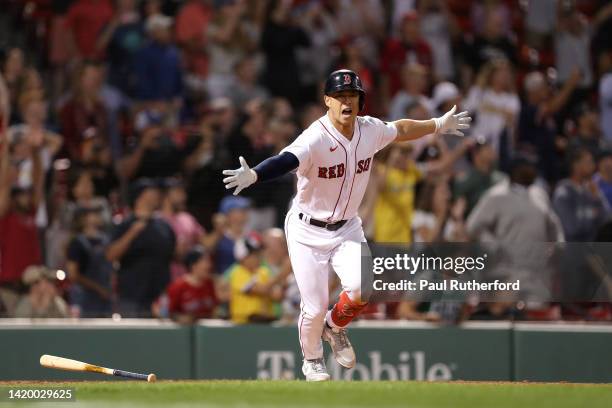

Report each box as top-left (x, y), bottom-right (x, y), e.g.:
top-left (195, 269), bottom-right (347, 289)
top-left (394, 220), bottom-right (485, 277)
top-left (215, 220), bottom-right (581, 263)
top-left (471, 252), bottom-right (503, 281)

top-left (222, 152), bottom-right (299, 196)
top-left (392, 105), bottom-right (472, 142)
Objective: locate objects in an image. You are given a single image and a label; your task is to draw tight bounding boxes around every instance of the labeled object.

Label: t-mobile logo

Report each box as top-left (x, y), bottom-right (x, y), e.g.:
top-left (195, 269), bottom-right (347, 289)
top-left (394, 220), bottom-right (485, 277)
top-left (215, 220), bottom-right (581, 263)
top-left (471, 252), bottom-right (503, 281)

top-left (257, 352), bottom-right (295, 379)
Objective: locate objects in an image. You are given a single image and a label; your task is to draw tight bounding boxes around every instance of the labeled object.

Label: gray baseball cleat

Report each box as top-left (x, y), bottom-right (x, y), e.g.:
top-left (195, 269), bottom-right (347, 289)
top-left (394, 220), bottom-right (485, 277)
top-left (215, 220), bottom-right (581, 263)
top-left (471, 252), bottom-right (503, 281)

top-left (322, 323), bottom-right (356, 369)
top-left (302, 358), bottom-right (331, 381)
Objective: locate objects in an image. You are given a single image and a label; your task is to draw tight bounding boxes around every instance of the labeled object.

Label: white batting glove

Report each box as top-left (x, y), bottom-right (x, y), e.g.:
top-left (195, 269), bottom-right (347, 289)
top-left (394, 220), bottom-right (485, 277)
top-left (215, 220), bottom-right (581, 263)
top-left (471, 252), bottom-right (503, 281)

top-left (222, 156), bottom-right (258, 196)
top-left (433, 105), bottom-right (472, 137)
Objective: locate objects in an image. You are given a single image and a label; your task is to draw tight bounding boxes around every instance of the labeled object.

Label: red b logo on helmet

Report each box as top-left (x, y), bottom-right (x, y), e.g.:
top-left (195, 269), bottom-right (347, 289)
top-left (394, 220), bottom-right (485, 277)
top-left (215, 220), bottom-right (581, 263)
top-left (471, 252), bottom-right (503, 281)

top-left (343, 74), bottom-right (351, 85)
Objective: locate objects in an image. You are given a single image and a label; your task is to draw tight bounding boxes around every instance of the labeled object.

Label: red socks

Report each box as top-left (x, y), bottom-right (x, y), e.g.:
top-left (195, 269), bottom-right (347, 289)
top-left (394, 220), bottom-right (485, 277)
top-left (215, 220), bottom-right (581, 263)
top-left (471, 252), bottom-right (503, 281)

top-left (329, 291), bottom-right (368, 328)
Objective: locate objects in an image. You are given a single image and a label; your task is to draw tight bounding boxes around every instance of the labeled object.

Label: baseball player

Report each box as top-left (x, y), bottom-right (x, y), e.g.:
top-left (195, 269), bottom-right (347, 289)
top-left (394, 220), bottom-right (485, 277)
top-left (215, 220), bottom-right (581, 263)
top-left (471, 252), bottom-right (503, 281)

top-left (222, 69), bottom-right (471, 381)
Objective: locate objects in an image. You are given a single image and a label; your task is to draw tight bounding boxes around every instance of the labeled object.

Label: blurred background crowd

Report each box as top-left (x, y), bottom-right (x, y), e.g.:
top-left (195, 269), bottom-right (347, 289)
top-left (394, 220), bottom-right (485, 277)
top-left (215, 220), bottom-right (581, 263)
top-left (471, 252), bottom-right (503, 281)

top-left (1, 0), bottom-right (612, 323)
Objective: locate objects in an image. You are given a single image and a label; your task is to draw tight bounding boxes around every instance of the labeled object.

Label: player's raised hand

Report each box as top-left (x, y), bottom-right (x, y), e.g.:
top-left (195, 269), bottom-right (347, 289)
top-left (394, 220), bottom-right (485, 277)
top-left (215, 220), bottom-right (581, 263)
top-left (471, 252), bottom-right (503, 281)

top-left (222, 156), bottom-right (258, 196)
top-left (434, 105), bottom-right (472, 137)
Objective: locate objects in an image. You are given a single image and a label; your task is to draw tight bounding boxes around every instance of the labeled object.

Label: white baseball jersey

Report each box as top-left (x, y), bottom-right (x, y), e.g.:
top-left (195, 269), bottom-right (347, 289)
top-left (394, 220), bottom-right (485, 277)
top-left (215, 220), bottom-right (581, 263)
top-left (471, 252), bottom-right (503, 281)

top-left (281, 114), bottom-right (397, 222)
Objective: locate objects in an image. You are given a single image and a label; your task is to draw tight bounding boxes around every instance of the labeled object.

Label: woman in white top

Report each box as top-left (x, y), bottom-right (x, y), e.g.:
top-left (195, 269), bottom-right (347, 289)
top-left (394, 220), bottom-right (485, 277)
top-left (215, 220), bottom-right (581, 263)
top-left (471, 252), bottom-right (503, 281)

top-left (464, 58), bottom-right (520, 154)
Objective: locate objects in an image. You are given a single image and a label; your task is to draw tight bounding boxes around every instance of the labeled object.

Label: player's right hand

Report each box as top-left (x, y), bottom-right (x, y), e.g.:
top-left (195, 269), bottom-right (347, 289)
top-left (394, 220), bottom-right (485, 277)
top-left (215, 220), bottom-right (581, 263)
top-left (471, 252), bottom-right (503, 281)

top-left (222, 156), bottom-right (258, 196)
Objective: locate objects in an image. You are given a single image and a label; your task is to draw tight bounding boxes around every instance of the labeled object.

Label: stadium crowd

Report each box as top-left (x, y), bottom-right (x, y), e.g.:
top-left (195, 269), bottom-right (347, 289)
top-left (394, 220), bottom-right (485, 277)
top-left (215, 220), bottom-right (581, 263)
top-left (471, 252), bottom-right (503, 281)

top-left (0, 0), bottom-right (612, 323)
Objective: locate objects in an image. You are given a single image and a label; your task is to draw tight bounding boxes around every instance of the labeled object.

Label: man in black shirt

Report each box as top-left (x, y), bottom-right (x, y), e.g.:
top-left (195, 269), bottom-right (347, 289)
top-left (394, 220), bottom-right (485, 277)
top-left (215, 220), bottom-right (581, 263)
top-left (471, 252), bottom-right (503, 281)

top-left (106, 179), bottom-right (176, 317)
top-left (118, 110), bottom-right (185, 180)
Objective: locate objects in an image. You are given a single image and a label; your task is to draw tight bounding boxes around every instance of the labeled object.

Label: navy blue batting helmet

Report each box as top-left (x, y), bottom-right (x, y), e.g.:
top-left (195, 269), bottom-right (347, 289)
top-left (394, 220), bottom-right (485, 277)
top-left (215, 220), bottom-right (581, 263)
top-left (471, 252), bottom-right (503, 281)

top-left (324, 69), bottom-right (366, 112)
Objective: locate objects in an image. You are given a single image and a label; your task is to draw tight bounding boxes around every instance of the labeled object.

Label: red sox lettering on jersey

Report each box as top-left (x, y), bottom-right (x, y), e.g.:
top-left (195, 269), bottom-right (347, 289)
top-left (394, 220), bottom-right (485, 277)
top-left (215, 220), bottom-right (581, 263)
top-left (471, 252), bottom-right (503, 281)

top-left (281, 114), bottom-right (397, 222)
top-left (318, 158), bottom-right (371, 179)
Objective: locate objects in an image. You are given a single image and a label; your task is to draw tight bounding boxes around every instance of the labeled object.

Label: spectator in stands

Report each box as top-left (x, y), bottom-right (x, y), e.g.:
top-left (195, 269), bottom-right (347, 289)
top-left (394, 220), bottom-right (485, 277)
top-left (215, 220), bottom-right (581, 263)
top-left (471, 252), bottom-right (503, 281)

top-left (261, 228), bottom-right (294, 323)
top-left (260, 0), bottom-right (310, 107)
top-left (553, 148), bottom-right (607, 242)
top-left (16, 67), bottom-right (46, 112)
top-left (8, 91), bottom-right (63, 232)
top-left (467, 156), bottom-right (563, 318)
top-left (227, 55), bottom-right (269, 108)
top-left (13, 266), bottom-right (69, 318)
top-left (46, 169), bottom-right (112, 270)
top-left (226, 232), bottom-right (282, 324)
top-left (9, 92), bottom-right (63, 168)
top-left (568, 104), bottom-right (604, 158)
top-left (8, 90), bottom-right (62, 228)
top-left (208, 97), bottom-right (237, 143)
top-left (262, 228), bottom-right (291, 286)
top-left (296, 1), bottom-right (338, 103)
top-left (468, 156), bottom-right (562, 243)
top-left (0, 130), bottom-right (44, 292)
top-left (106, 179), bottom-right (176, 317)
top-left (418, 0), bottom-right (456, 81)
top-left (454, 140), bottom-right (506, 216)
top-left (389, 63), bottom-right (432, 121)
top-left (330, 0), bottom-right (384, 63)
top-left (519, 70), bottom-right (582, 183)
top-left (595, 151), bottom-right (612, 210)
top-left (1, 48), bottom-right (25, 123)
top-left (160, 178), bottom-right (207, 281)
top-left (174, 0), bottom-right (213, 88)
top-left (463, 9), bottom-right (517, 75)
top-left (96, 0), bottom-right (145, 97)
top-left (214, 195), bottom-right (250, 274)
top-left (206, 0), bottom-right (257, 99)
top-left (412, 177), bottom-right (455, 242)
top-left (464, 59), bottom-right (519, 156)
top-left (65, 0), bottom-right (114, 60)
top-left (58, 61), bottom-right (108, 160)
top-left (592, 4), bottom-right (612, 71)
top-left (381, 11), bottom-right (433, 103)
top-left (366, 143), bottom-right (422, 243)
top-left (118, 109), bottom-right (184, 180)
top-left (48, 1), bottom-right (78, 108)
top-left (134, 14), bottom-right (183, 106)
top-left (555, 5), bottom-right (593, 95)
top-left (226, 100), bottom-right (275, 225)
top-left (164, 246), bottom-right (219, 323)
top-left (524, 0), bottom-right (557, 48)
top-left (65, 170), bottom-right (112, 224)
top-left (260, 111), bottom-right (297, 228)
top-left (471, 0), bottom-right (512, 37)
top-left (79, 131), bottom-right (120, 198)
top-left (66, 206), bottom-right (114, 317)
top-left (184, 99), bottom-right (234, 230)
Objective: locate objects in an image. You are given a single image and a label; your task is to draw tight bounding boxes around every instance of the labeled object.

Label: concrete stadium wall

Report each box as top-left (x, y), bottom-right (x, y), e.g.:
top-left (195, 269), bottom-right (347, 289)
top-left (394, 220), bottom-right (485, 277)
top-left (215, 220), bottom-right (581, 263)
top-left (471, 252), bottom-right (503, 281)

top-left (1, 320), bottom-right (610, 382)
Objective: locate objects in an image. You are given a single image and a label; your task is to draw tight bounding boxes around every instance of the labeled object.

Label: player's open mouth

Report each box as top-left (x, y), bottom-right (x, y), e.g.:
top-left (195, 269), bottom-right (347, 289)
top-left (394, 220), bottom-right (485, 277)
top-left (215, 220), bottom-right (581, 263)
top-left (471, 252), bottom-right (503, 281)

top-left (341, 108), bottom-right (353, 116)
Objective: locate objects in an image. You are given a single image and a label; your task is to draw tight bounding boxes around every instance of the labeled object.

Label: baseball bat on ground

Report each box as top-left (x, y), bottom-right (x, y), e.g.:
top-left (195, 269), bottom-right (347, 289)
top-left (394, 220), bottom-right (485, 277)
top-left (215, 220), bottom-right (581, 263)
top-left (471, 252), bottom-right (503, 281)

top-left (40, 354), bottom-right (156, 382)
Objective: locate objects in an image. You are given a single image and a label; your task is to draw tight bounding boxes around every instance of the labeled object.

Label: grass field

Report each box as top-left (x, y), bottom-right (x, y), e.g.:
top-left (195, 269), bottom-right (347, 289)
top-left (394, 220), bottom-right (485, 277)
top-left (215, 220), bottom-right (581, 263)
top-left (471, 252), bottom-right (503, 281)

top-left (1, 380), bottom-right (611, 408)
